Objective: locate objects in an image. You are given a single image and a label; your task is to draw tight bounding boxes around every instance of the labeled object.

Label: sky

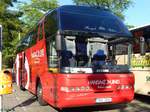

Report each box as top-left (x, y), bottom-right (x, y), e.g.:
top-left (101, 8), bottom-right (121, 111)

top-left (58, 0), bottom-right (150, 27)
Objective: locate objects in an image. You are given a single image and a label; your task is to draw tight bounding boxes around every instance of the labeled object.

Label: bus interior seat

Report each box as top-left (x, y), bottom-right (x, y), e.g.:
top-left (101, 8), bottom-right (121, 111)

top-left (75, 55), bottom-right (89, 66)
top-left (92, 49), bottom-right (106, 65)
top-left (61, 50), bottom-right (73, 67)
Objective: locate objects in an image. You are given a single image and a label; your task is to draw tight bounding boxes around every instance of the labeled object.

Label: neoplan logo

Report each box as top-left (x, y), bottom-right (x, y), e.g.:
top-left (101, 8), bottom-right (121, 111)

top-left (89, 79), bottom-right (120, 85)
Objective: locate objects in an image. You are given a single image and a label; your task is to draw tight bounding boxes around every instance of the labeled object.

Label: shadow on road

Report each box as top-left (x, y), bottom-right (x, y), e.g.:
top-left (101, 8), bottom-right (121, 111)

top-left (134, 94), bottom-right (150, 104)
top-left (7, 96), bottom-right (37, 112)
top-left (127, 103), bottom-right (150, 112)
top-left (119, 94), bottom-right (150, 112)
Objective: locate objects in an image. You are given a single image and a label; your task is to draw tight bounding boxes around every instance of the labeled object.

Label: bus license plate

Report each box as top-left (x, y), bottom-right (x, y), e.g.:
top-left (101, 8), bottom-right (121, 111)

top-left (96, 98), bottom-right (112, 103)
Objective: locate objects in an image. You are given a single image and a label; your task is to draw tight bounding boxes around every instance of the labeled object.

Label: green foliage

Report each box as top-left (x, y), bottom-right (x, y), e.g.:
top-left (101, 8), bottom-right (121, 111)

top-left (0, 0), bottom-right (23, 68)
top-left (0, 0), bottom-right (58, 68)
top-left (126, 24), bottom-right (135, 29)
top-left (73, 0), bottom-right (133, 20)
top-left (18, 0), bottom-right (59, 30)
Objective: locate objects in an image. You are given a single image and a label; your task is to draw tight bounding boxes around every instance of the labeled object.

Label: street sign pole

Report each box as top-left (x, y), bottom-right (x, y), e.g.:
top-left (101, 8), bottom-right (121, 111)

top-left (0, 25), bottom-right (3, 112)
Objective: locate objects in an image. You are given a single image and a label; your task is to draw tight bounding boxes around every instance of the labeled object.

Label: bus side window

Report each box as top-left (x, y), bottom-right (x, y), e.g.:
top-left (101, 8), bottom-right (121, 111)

top-left (20, 35), bottom-right (30, 50)
top-left (29, 28), bottom-right (38, 47)
top-left (49, 36), bottom-right (58, 68)
top-left (38, 23), bottom-right (43, 40)
top-left (44, 11), bottom-right (57, 38)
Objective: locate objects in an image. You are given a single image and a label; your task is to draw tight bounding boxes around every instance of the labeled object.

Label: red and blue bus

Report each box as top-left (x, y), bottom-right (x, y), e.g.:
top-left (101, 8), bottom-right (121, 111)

top-left (14, 5), bottom-right (134, 108)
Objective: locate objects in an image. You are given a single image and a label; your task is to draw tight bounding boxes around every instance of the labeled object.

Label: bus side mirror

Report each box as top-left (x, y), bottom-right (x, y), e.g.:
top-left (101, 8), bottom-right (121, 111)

top-left (140, 36), bottom-right (145, 56)
top-left (22, 42), bottom-right (29, 47)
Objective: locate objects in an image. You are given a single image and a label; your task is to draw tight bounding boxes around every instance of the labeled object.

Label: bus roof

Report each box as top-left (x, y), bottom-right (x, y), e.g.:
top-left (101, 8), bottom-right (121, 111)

top-left (130, 24), bottom-right (150, 31)
top-left (46, 5), bottom-right (132, 38)
top-left (130, 24), bottom-right (150, 39)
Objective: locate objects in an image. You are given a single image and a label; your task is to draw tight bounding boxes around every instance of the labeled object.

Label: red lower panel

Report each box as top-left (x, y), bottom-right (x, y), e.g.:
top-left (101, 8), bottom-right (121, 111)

top-left (56, 90), bottom-right (134, 108)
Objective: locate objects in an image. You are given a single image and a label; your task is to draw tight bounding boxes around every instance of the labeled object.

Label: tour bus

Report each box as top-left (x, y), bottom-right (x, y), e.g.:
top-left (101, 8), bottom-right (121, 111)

top-left (116, 24), bottom-right (150, 96)
top-left (130, 25), bottom-right (150, 96)
top-left (14, 5), bottom-right (134, 108)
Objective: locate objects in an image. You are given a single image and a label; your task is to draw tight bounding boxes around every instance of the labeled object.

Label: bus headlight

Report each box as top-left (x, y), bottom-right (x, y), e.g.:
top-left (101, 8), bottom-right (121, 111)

top-left (60, 86), bottom-right (91, 92)
top-left (117, 85), bottom-right (133, 90)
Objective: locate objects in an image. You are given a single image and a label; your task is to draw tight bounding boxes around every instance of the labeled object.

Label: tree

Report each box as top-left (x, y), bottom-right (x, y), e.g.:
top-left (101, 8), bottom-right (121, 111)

top-left (126, 24), bottom-right (135, 29)
top-left (18, 0), bottom-right (59, 30)
top-left (0, 0), bottom-right (58, 68)
top-left (73, 0), bottom-right (133, 20)
top-left (0, 0), bottom-right (23, 68)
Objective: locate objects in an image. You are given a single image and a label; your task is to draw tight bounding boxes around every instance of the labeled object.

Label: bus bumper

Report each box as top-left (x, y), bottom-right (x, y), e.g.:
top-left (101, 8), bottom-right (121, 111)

top-left (56, 91), bottom-right (134, 108)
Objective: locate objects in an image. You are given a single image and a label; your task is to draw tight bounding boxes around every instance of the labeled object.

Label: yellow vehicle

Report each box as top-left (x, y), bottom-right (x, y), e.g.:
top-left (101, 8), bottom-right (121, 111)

top-left (0, 70), bottom-right (12, 95)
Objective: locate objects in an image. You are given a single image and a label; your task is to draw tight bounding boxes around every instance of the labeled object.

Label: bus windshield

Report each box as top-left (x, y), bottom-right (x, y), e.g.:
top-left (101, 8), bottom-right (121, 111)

top-left (45, 6), bottom-right (132, 74)
top-left (57, 35), bottom-right (131, 73)
top-left (59, 6), bottom-right (131, 37)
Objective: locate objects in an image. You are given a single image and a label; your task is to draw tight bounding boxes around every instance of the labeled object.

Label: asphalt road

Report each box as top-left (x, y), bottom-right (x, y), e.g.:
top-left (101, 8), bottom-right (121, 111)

top-left (2, 84), bottom-right (150, 112)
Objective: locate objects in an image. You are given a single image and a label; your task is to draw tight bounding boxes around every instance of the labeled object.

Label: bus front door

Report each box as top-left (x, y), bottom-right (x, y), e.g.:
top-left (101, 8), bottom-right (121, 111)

top-left (19, 52), bottom-right (28, 90)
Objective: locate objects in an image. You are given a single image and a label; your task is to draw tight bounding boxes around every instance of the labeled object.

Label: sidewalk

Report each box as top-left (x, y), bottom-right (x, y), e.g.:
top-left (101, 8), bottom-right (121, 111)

top-left (2, 84), bottom-right (34, 112)
top-left (2, 83), bottom-right (54, 112)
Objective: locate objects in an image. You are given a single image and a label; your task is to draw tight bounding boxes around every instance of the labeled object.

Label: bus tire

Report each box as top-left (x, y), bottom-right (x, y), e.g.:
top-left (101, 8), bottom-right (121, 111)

top-left (20, 84), bottom-right (26, 91)
top-left (37, 82), bottom-right (47, 106)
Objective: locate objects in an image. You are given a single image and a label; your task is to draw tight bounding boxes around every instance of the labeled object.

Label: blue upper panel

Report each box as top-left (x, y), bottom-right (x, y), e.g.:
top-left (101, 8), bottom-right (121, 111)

top-left (55, 5), bottom-right (132, 38)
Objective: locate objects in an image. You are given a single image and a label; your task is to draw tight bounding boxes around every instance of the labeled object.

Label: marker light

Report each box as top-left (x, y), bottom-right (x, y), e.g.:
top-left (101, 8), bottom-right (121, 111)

top-left (117, 84), bottom-right (133, 90)
top-left (60, 86), bottom-right (91, 92)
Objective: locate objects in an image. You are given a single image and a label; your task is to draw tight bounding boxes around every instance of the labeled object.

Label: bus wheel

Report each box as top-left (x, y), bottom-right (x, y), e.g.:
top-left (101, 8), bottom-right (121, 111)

top-left (20, 84), bottom-right (26, 91)
top-left (37, 82), bottom-right (47, 106)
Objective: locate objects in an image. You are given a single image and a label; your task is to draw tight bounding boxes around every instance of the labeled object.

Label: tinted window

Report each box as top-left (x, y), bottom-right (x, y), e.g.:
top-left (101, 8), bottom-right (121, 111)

top-left (38, 24), bottom-right (43, 40)
top-left (29, 31), bottom-right (37, 47)
top-left (132, 27), bottom-right (150, 53)
top-left (46, 35), bottom-right (58, 68)
top-left (16, 36), bottom-right (30, 52)
top-left (45, 11), bottom-right (58, 38)
top-left (59, 10), bottom-right (131, 37)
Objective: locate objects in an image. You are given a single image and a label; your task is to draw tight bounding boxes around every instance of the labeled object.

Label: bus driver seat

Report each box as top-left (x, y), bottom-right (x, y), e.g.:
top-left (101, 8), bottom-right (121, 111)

top-left (61, 50), bottom-right (73, 67)
top-left (92, 49), bottom-right (106, 66)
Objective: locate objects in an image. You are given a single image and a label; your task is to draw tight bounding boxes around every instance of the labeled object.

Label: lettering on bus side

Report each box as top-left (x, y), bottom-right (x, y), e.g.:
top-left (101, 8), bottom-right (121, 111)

top-left (88, 80), bottom-right (120, 85)
top-left (31, 49), bottom-right (44, 58)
